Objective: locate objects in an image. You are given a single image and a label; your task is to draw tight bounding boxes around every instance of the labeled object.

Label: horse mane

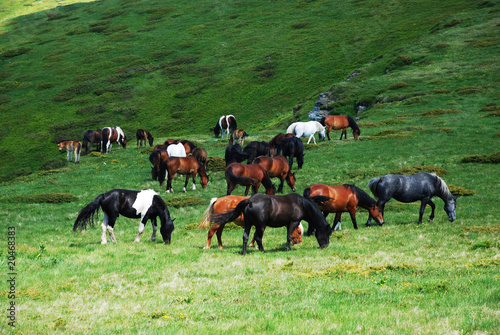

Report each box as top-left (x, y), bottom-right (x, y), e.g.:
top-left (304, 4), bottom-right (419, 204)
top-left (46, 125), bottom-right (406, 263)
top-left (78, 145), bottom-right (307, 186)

top-left (433, 173), bottom-right (453, 200)
top-left (198, 198), bottom-right (218, 229)
top-left (347, 116), bottom-right (360, 133)
top-left (368, 177), bottom-right (381, 199)
top-left (347, 184), bottom-right (377, 208)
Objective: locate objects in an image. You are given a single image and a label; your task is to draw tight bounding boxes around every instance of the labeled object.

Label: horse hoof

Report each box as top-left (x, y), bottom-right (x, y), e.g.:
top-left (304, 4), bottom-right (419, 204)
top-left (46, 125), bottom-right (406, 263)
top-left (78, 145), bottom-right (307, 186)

top-left (428, 219), bottom-right (433, 222)
top-left (101, 241), bottom-right (107, 245)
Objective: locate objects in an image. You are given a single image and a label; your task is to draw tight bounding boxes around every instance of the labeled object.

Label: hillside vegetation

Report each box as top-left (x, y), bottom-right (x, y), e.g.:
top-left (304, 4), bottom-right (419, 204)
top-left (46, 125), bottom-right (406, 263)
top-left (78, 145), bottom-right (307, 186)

top-left (0, 0), bottom-right (494, 180)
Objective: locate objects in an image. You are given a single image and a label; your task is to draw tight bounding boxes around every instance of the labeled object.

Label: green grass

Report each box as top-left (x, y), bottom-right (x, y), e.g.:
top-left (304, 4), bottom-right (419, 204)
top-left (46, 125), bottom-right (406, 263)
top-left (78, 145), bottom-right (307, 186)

top-left (0, 0), bottom-right (499, 333)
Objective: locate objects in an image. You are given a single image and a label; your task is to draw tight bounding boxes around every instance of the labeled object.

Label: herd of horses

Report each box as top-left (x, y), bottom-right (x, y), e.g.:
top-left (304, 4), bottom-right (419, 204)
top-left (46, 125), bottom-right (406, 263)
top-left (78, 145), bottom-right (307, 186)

top-left (69, 114), bottom-right (458, 254)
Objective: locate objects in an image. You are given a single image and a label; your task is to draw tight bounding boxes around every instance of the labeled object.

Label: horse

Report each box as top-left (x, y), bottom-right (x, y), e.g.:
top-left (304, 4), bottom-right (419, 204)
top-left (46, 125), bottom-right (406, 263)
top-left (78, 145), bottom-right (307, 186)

top-left (136, 129), bottom-right (154, 149)
top-left (158, 156), bottom-right (209, 193)
top-left (214, 115), bottom-right (237, 138)
top-left (268, 133), bottom-right (295, 156)
top-left (199, 196), bottom-right (303, 249)
top-left (277, 137), bottom-right (305, 170)
top-left (229, 129), bottom-right (249, 146)
top-left (82, 130), bottom-right (101, 154)
top-left (320, 115), bottom-right (360, 140)
top-left (254, 155), bottom-right (296, 193)
top-left (210, 193), bottom-right (332, 254)
top-left (367, 172), bottom-right (458, 225)
top-left (166, 142), bottom-right (187, 158)
top-left (286, 121), bottom-right (326, 144)
top-left (57, 140), bottom-right (82, 164)
top-left (179, 140), bottom-right (196, 155)
top-left (73, 189), bottom-right (175, 244)
top-left (192, 147), bottom-right (208, 171)
top-left (304, 184), bottom-right (384, 234)
top-left (225, 162), bottom-right (276, 196)
top-left (101, 126), bottom-right (127, 153)
top-left (149, 148), bottom-right (169, 180)
top-left (224, 143), bottom-right (250, 166)
top-left (243, 141), bottom-right (271, 163)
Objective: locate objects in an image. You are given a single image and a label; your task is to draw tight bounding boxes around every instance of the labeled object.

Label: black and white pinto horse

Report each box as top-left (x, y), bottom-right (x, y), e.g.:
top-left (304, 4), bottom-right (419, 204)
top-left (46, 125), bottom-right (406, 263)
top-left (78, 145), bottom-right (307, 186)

top-left (366, 172), bottom-right (458, 225)
top-left (101, 126), bottom-right (127, 153)
top-left (277, 137), bottom-right (305, 170)
top-left (243, 141), bottom-right (271, 164)
top-left (73, 189), bottom-right (175, 244)
top-left (214, 115), bottom-right (237, 139)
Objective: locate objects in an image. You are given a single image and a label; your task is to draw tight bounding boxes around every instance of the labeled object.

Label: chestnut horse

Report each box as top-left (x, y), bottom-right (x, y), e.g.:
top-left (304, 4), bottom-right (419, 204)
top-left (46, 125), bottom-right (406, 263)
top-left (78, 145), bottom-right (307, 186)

top-left (253, 155), bottom-right (296, 193)
top-left (199, 196), bottom-right (303, 249)
top-left (225, 162), bottom-right (276, 196)
top-left (136, 129), bottom-right (154, 149)
top-left (149, 148), bottom-right (169, 180)
top-left (320, 115), bottom-right (360, 140)
top-left (101, 126), bottom-right (127, 153)
top-left (158, 156), bottom-right (209, 193)
top-left (57, 140), bottom-right (82, 163)
top-left (229, 129), bottom-right (249, 146)
top-left (304, 184), bottom-right (384, 233)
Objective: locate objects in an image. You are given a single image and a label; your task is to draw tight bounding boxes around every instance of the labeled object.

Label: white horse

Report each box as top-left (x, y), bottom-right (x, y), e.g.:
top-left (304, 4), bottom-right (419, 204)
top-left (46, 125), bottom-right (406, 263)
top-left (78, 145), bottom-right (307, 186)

top-left (166, 143), bottom-right (186, 157)
top-left (286, 121), bottom-right (326, 144)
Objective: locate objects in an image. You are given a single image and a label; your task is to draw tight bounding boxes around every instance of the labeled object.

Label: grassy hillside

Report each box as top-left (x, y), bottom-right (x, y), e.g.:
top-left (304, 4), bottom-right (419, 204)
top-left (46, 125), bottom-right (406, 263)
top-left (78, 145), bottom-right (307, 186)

top-left (0, 0), bottom-right (486, 180)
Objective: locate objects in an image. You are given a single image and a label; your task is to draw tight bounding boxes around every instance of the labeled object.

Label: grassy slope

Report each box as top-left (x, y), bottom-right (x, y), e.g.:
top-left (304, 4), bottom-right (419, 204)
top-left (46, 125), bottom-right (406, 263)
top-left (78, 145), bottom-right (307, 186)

top-left (0, 0), bottom-right (480, 180)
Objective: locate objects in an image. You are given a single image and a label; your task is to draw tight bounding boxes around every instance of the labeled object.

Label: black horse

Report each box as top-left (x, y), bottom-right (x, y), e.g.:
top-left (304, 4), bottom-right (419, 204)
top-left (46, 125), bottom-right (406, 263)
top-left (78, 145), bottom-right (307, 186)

top-left (277, 137), bottom-right (305, 170)
top-left (82, 130), bottom-right (102, 154)
top-left (136, 129), bottom-right (154, 149)
top-left (366, 172), bottom-right (458, 225)
top-left (243, 141), bottom-right (271, 164)
top-left (73, 189), bottom-right (175, 244)
top-left (210, 193), bottom-right (332, 254)
top-left (225, 143), bottom-right (250, 166)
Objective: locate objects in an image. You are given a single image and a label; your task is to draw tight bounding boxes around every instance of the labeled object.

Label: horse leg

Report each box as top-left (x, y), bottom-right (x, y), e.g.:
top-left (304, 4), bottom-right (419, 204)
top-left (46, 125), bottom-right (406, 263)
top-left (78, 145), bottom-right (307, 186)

top-left (134, 217), bottom-right (146, 242)
top-left (349, 210), bottom-right (358, 230)
top-left (150, 218), bottom-right (157, 242)
top-left (101, 214), bottom-right (109, 244)
top-left (105, 214), bottom-right (117, 243)
top-left (242, 224), bottom-right (252, 255)
top-left (191, 172), bottom-right (197, 191)
top-left (286, 222), bottom-right (299, 251)
top-left (278, 178), bottom-right (285, 193)
top-left (254, 226), bottom-right (265, 251)
top-left (244, 185), bottom-right (251, 196)
top-left (333, 213), bottom-right (342, 231)
top-left (183, 174), bottom-right (190, 193)
top-left (326, 127), bottom-right (331, 141)
top-left (427, 200), bottom-right (436, 222)
top-left (215, 225), bottom-right (225, 249)
top-left (227, 182), bottom-right (236, 196)
top-left (166, 174), bottom-right (174, 193)
top-left (418, 199), bottom-right (430, 224)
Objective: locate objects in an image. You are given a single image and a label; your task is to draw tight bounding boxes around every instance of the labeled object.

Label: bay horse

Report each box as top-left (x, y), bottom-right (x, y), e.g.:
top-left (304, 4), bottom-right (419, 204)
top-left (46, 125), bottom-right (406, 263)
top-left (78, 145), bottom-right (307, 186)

top-left (229, 129), bottom-right (249, 146)
top-left (210, 193), bottom-right (332, 254)
top-left (254, 155), bottom-right (296, 193)
top-left (158, 156), bottom-right (209, 193)
top-left (304, 184), bottom-right (384, 233)
top-left (82, 130), bottom-right (101, 154)
top-left (243, 141), bottom-right (271, 164)
top-left (149, 148), bottom-right (169, 180)
top-left (269, 133), bottom-right (294, 156)
top-left (73, 189), bottom-right (175, 244)
top-left (225, 143), bottom-right (250, 166)
top-left (367, 172), bottom-right (458, 225)
top-left (277, 137), bottom-right (305, 170)
top-left (192, 147), bottom-right (208, 171)
top-left (101, 126), bottom-right (127, 153)
top-left (286, 121), bottom-right (326, 144)
top-left (225, 162), bottom-right (276, 196)
top-left (136, 129), bottom-right (154, 149)
top-left (57, 140), bottom-right (82, 164)
top-left (320, 115), bottom-right (360, 140)
top-left (199, 196), bottom-right (303, 249)
top-left (214, 115), bottom-right (237, 138)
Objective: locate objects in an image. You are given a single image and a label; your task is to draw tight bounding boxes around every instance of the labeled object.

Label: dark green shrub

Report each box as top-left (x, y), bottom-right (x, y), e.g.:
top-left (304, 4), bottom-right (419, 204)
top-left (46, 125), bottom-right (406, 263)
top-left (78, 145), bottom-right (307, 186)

top-left (76, 104), bottom-right (106, 115)
top-left (39, 157), bottom-right (67, 171)
top-left (461, 152), bottom-right (500, 163)
top-left (1, 47), bottom-right (31, 58)
top-left (389, 165), bottom-right (449, 176)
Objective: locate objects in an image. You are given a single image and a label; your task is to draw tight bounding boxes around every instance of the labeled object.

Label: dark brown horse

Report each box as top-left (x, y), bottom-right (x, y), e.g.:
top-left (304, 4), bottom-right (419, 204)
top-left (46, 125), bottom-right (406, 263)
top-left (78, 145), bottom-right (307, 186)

top-left (192, 147), bottom-right (208, 171)
top-left (254, 155), bottom-right (296, 193)
top-left (199, 196), bottom-right (303, 249)
top-left (268, 133), bottom-right (295, 156)
top-left (320, 115), bottom-right (360, 140)
top-left (229, 129), bottom-right (249, 146)
top-left (158, 156), bottom-right (209, 193)
top-left (136, 129), bottom-right (154, 149)
top-left (225, 162), bottom-right (276, 196)
top-left (82, 130), bottom-right (102, 154)
top-left (305, 184), bottom-right (384, 232)
top-left (149, 148), bottom-right (169, 180)
top-left (101, 126), bottom-right (127, 153)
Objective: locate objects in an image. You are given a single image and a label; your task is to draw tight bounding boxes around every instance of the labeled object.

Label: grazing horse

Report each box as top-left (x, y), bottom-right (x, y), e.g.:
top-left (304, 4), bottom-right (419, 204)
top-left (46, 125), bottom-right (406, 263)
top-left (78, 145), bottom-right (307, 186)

top-left (320, 115), bottom-right (360, 140)
top-left (229, 129), bottom-right (249, 146)
top-left (254, 155), bottom-right (296, 193)
top-left (277, 137), bottom-right (305, 170)
top-left (166, 142), bottom-right (186, 158)
top-left (149, 148), bottom-right (169, 180)
top-left (164, 139), bottom-right (180, 145)
top-left (158, 156), bottom-right (209, 193)
top-left (136, 129), bottom-right (154, 149)
top-left (287, 121), bottom-right (326, 144)
top-left (57, 140), bottom-right (82, 163)
top-left (192, 147), bottom-right (208, 171)
top-left (199, 196), bottom-right (303, 249)
top-left (73, 189), bottom-right (175, 244)
top-left (225, 162), bottom-right (276, 196)
top-left (210, 193), bottom-right (332, 254)
top-left (243, 141), bottom-right (271, 164)
top-left (225, 143), bottom-right (250, 166)
top-left (269, 133), bottom-right (295, 156)
top-left (101, 126), bottom-right (127, 153)
top-left (82, 130), bottom-right (102, 154)
top-left (367, 172), bottom-right (458, 225)
top-left (305, 184), bottom-right (384, 233)
top-left (214, 115), bottom-right (237, 138)
top-left (180, 140), bottom-right (196, 155)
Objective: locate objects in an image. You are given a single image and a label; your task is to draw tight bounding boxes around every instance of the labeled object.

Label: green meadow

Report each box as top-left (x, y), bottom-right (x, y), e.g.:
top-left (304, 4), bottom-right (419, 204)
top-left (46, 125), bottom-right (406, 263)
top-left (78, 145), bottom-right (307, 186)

top-left (0, 0), bottom-right (499, 334)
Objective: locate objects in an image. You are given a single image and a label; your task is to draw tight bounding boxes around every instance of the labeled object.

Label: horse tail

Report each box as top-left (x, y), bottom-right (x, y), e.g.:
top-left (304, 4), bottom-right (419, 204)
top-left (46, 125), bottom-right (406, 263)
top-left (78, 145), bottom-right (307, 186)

top-left (368, 177), bottom-right (381, 198)
top-left (286, 123), bottom-right (296, 135)
top-left (303, 188), bottom-right (330, 207)
top-left (210, 199), bottom-right (250, 226)
top-left (319, 117), bottom-right (326, 126)
top-left (229, 116), bottom-right (237, 132)
top-left (198, 198), bottom-right (218, 229)
top-left (73, 194), bottom-right (105, 232)
top-left (158, 160), bottom-right (169, 186)
top-left (226, 166), bottom-right (258, 185)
